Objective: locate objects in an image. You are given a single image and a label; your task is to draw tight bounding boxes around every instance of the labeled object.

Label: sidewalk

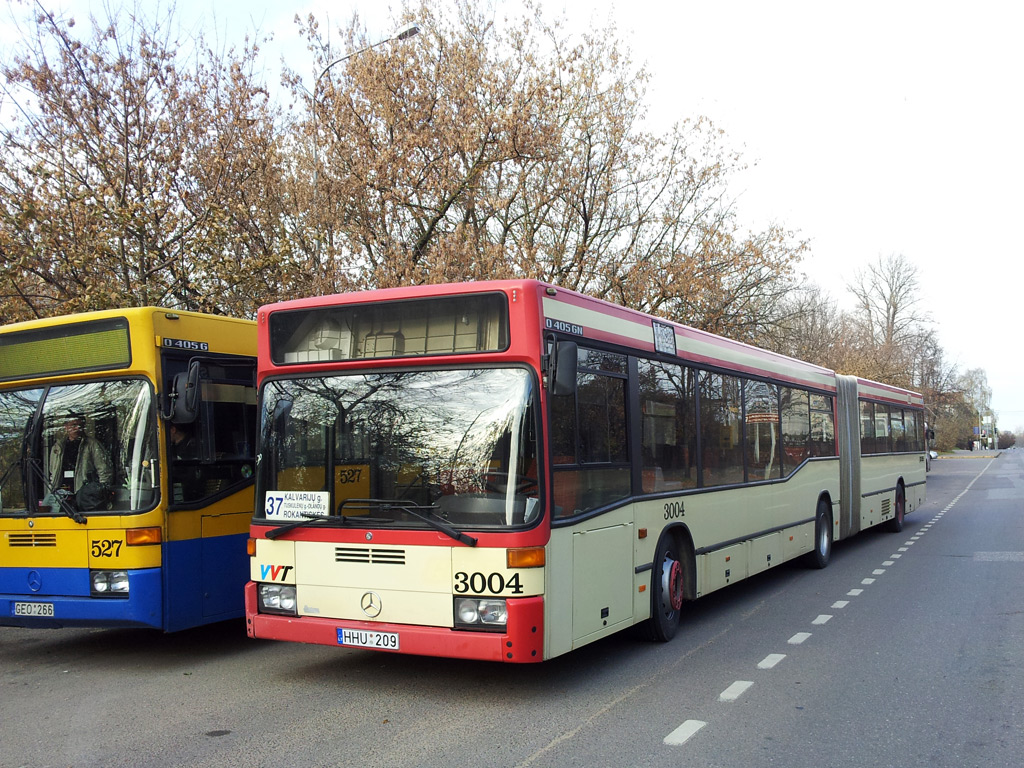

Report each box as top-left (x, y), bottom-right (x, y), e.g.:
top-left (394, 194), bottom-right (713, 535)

top-left (936, 449), bottom-right (1002, 459)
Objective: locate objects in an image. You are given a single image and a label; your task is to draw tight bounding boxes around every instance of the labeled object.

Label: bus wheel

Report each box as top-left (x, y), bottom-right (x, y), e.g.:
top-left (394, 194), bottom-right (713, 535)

top-left (809, 500), bottom-right (832, 569)
top-left (643, 534), bottom-right (684, 642)
top-left (885, 486), bottom-right (906, 533)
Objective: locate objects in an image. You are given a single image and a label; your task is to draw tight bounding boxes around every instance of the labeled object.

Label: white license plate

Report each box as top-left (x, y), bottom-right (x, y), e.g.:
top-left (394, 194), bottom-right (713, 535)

top-left (14, 602), bottom-right (54, 617)
top-left (337, 627), bottom-right (400, 650)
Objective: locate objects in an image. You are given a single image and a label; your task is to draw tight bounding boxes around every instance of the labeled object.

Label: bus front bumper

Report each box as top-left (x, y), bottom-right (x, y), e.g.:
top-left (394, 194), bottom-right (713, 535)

top-left (0, 567), bottom-right (163, 630)
top-left (245, 582), bottom-right (545, 663)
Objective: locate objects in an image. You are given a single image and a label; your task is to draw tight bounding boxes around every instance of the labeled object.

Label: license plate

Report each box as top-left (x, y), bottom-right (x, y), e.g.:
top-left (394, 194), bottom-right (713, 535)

top-left (337, 627), bottom-right (400, 650)
top-left (14, 602), bottom-right (54, 617)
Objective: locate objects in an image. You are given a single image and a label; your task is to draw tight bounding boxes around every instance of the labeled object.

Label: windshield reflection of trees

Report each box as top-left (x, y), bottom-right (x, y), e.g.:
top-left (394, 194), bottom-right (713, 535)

top-left (0, 381), bottom-right (157, 516)
top-left (0, 390), bottom-right (43, 513)
top-left (263, 369), bottom-right (538, 528)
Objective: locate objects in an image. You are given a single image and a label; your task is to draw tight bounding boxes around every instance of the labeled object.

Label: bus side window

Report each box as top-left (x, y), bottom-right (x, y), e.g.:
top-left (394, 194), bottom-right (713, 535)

top-left (638, 359), bottom-right (697, 492)
top-left (699, 372), bottom-right (744, 487)
top-left (860, 401), bottom-right (876, 455)
top-left (781, 388), bottom-right (810, 470)
top-left (549, 348), bottom-right (630, 517)
top-left (167, 363), bottom-right (256, 507)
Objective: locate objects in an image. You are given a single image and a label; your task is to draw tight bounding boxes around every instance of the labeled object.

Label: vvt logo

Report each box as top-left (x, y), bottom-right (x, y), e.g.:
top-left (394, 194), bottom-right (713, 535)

top-left (260, 564), bottom-right (293, 581)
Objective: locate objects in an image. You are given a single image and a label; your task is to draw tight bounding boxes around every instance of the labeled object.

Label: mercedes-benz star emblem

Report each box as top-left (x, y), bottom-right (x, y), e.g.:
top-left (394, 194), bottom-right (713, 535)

top-left (360, 591), bottom-right (382, 618)
top-left (27, 570), bottom-right (42, 592)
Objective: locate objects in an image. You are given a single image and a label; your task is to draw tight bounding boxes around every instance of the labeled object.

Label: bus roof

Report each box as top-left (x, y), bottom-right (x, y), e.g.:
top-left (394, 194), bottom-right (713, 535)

top-left (0, 307), bottom-right (256, 385)
top-left (0, 306), bottom-right (253, 334)
top-left (259, 280), bottom-right (845, 393)
top-left (258, 281), bottom-right (924, 403)
top-left (854, 376), bottom-right (924, 408)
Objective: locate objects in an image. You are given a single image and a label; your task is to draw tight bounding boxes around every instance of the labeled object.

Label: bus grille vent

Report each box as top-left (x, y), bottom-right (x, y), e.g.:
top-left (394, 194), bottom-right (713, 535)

top-left (7, 533), bottom-right (58, 547)
top-left (335, 547), bottom-right (406, 565)
top-left (881, 499), bottom-right (891, 514)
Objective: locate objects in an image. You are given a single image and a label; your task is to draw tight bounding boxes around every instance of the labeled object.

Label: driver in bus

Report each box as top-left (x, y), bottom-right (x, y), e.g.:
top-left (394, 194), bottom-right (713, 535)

top-left (46, 413), bottom-right (113, 496)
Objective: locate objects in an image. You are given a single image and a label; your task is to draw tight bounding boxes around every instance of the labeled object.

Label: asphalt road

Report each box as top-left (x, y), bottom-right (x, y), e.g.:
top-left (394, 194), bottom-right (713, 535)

top-left (2, 452), bottom-right (1021, 768)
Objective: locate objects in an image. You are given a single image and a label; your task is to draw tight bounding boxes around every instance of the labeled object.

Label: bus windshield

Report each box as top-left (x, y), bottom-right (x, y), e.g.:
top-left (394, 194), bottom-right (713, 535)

top-left (257, 368), bottom-right (540, 530)
top-left (0, 379), bottom-right (158, 516)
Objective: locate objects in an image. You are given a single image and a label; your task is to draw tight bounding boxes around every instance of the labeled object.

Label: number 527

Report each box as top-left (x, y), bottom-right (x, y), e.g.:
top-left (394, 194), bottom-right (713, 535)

top-left (91, 539), bottom-right (123, 557)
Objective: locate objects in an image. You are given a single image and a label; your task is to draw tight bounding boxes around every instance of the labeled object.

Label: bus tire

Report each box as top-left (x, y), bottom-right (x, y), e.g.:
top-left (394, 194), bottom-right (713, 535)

top-left (642, 533), bottom-right (685, 643)
top-left (809, 499), bottom-right (832, 569)
top-left (885, 485), bottom-right (906, 533)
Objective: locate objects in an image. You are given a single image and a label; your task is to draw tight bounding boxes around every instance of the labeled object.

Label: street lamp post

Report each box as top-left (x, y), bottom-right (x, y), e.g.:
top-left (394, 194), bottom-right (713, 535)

top-left (310, 22), bottom-right (421, 267)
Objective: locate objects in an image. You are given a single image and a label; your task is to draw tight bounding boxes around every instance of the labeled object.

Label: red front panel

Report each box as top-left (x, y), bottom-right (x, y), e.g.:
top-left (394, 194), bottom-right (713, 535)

top-left (246, 583), bottom-right (545, 663)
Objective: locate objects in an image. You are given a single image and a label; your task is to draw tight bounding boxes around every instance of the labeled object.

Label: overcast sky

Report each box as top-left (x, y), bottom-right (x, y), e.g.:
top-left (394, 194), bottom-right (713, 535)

top-left (4, 0), bottom-right (1022, 429)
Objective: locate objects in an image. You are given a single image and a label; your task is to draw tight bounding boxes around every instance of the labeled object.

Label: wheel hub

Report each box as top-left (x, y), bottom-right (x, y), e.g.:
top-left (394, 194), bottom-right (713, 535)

top-left (667, 559), bottom-right (683, 611)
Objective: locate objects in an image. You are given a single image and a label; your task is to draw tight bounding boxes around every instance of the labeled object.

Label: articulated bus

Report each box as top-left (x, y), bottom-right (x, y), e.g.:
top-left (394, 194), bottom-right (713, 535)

top-left (0, 308), bottom-right (257, 631)
top-left (246, 281), bottom-right (926, 662)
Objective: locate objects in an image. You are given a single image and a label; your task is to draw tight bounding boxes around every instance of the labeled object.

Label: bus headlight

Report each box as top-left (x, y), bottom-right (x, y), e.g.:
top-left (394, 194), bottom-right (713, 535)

top-left (258, 584), bottom-right (297, 616)
top-left (90, 570), bottom-right (129, 597)
top-left (454, 597), bottom-right (507, 630)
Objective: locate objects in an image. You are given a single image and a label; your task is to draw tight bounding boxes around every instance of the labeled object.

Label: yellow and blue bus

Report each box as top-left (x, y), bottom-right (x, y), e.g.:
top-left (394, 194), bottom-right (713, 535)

top-left (245, 281), bottom-right (926, 661)
top-left (1, 308), bottom-right (257, 631)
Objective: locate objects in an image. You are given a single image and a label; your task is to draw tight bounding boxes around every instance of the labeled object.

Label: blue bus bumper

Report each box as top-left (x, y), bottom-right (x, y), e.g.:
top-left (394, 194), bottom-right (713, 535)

top-left (0, 566), bottom-right (163, 630)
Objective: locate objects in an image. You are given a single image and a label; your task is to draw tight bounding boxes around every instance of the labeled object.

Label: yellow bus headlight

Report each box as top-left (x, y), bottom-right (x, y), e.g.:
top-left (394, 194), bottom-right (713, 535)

top-left (90, 570), bottom-right (129, 597)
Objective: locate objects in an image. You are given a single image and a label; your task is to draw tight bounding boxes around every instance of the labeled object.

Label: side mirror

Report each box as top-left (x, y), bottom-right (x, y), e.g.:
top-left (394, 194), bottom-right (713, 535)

top-left (550, 341), bottom-right (578, 397)
top-left (170, 364), bottom-right (202, 424)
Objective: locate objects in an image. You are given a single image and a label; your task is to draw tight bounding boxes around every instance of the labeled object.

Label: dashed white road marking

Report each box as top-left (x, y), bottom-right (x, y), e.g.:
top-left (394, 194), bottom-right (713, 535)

top-left (658, 459), bottom-right (992, 754)
top-left (664, 720), bottom-right (706, 746)
top-left (758, 654), bottom-right (786, 669)
top-left (719, 681), bottom-right (754, 702)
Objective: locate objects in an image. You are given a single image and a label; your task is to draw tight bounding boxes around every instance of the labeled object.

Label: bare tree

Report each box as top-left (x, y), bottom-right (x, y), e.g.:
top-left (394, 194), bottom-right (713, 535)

top-left (1, 0), bottom-right (807, 339)
top-left (848, 253), bottom-right (930, 346)
top-left (283, 0), bottom-right (805, 337)
top-left (759, 283), bottom-right (843, 366)
top-left (0, 0), bottom-right (285, 319)
top-left (835, 253), bottom-right (930, 386)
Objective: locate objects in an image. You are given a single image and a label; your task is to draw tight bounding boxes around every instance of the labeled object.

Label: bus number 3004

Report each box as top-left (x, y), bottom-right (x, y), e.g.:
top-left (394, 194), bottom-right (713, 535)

top-left (453, 571), bottom-right (525, 595)
top-left (664, 501), bottom-right (685, 520)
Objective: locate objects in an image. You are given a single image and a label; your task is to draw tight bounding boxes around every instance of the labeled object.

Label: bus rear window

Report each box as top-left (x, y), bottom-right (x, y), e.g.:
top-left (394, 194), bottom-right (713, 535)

top-left (269, 293), bottom-right (509, 364)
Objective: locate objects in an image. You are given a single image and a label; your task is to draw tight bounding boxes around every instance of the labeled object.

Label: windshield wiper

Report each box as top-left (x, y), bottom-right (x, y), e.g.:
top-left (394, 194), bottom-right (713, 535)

top-left (350, 499), bottom-right (478, 547)
top-left (52, 489), bottom-right (87, 525)
top-left (264, 511), bottom-right (394, 540)
top-left (23, 458), bottom-right (86, 524)
top-left (265, 514), bottom-right (334, 540)
top-left (402, 505), bottom-right (477, 547)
